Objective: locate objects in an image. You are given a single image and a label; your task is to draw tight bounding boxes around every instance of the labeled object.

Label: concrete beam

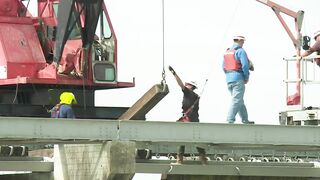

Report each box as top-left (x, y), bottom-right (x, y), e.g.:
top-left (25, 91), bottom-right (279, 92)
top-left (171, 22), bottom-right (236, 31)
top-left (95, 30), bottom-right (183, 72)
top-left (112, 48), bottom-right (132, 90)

top-left (118, 84), bottom-right (169, 120)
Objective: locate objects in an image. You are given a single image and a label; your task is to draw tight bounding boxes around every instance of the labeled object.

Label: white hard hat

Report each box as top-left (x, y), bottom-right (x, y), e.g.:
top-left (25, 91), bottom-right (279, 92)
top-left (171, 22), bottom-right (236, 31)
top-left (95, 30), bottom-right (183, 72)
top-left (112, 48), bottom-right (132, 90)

top-left (233, 35), bottom-right (246, 41)
top-left (186, 81), bottom-right (198, 89)
top-left (313, 30), bottom-right (320, 40)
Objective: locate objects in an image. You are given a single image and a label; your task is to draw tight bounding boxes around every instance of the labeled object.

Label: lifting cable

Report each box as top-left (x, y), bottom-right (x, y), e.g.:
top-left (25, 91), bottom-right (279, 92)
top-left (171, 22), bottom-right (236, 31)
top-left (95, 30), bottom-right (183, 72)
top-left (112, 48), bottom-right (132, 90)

top-left (12, 83), bottom-right (19, 104)
top-left (216, 0), bottom-right (241, 55)
top-left (161, 0), bottom-right (166, 86)
top-left (190, 0), bottom-right (240, 97)
top-left (204, 0), bottom-right (241, 83)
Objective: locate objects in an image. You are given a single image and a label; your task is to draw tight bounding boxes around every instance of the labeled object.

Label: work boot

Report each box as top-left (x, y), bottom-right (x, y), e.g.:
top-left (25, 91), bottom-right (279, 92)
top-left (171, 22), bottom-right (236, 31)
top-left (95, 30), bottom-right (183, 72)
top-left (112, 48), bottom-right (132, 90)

top-left (243, 121), bottom-right (255, 124)
top-left (199, 153), bottom-right (208, 165)
top-left (171, 153), bottom-right (183, 165)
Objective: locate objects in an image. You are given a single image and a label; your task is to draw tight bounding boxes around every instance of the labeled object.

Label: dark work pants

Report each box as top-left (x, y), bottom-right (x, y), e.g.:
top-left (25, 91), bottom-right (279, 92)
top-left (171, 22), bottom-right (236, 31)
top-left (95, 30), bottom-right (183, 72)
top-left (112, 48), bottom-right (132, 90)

top-left (177, 145), bottom-right (206, 155)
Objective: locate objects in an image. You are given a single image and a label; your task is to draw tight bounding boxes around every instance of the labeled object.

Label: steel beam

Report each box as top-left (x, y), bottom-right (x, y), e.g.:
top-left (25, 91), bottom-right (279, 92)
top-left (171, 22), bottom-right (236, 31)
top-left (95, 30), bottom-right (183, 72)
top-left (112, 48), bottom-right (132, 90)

top-left (0, 117), bottom-right (119, 144)
top-left (0, 161), bottom-right (53, 172)
top-left (2, 118), bottom-right (320, 178)
top-left (119, 121), bottom-right (320, 147)
top-left (0, 117), bottom-right (319, 150)
top-left (136, 160), bottom-right (320, 177)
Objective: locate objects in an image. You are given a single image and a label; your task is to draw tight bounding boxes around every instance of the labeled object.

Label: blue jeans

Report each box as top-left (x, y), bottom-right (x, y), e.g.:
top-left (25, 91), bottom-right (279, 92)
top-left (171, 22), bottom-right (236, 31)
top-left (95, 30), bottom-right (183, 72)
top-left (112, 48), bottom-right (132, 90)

top-left (227, 80), bottom-right (249, 123)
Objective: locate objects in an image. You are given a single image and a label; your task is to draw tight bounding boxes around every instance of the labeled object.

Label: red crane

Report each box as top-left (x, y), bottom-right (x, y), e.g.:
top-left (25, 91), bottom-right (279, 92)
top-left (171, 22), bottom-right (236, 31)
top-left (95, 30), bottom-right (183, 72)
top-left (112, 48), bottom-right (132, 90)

top-left (256, 0), bottom-right (304, 105)
top-left (0, 0), bottom-right (134, 118)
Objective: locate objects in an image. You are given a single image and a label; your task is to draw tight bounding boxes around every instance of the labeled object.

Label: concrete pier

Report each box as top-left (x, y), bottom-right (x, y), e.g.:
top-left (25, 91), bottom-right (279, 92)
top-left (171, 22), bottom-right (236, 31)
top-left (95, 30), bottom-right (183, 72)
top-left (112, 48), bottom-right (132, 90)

top-left (54, 141), bottom-right (136, 180)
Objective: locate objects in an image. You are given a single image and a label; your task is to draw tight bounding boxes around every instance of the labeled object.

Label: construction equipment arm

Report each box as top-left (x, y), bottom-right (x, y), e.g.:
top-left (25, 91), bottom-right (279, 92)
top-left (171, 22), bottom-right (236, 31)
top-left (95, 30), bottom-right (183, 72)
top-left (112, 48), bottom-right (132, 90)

top-left (256, 0), bottom-right (304, 49)
top-left (256, 0), bottom-right (305, 105)
top-left (53, 0), bottom-right (103, 65)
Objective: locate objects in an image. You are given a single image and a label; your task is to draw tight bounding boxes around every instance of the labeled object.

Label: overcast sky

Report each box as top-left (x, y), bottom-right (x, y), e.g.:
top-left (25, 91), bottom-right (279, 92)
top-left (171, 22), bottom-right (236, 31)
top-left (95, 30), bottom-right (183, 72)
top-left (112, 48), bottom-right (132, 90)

top-left (96, 0), bottom-right (320, 127)
top-left (96, 2), bottom-right (320, 178)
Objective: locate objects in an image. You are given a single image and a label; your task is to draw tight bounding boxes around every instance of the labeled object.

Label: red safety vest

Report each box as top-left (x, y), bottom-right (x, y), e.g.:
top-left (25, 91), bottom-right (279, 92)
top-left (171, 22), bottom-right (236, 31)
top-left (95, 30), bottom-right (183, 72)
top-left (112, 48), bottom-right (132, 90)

top-left (223, 48), bottom-right (241, 71)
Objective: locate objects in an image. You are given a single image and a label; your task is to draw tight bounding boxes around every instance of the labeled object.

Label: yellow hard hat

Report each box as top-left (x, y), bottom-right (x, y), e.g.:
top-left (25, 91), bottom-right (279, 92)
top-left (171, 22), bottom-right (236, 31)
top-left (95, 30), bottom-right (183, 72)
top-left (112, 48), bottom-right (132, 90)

top-left (60, 92), bottom-right (77, 105)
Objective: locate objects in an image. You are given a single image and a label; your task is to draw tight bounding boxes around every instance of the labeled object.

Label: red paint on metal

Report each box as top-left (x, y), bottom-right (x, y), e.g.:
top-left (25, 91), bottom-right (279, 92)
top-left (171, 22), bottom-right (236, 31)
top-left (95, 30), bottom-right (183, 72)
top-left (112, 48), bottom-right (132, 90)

top-left (38, 0), bottom-right (57, 26)
top-left (0, 17), bottom-right (46, 79)
top-left (0, 0), bottom-right (134, 89)
top-left (257, 0), bottom-right (303, 105)
top-left (58, 39), bottom-right (84, 76)
top-left (0, 0), bottom-right (19, 17)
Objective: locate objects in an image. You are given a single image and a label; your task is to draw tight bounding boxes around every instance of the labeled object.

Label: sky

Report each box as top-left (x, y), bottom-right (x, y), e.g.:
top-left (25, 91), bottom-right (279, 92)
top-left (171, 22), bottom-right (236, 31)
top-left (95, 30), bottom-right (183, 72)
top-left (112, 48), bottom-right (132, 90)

top-left (96, 0), bottom-right (320, 125)
top-left (27, 0), bottom-right (320, 179)
top-left (96, 1), bottom-right (320, 178)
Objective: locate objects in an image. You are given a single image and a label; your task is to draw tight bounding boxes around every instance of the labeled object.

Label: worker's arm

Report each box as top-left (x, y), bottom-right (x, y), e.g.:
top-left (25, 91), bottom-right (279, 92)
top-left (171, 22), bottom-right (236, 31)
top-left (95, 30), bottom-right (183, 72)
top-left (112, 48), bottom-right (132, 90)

top-left (301, 41), bottom-right (320, 58)
top-left (237, 49), bottom-right (250, 82)
top-left (301, 49), bottom-right (314, 58)
top-left (168, 66), bottom-right (185, 90)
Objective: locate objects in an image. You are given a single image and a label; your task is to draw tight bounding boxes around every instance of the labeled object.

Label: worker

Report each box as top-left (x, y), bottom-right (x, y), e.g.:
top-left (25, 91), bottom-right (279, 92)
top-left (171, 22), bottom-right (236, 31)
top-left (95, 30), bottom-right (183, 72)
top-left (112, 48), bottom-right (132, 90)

top-left (168, 65), bottom-right (207, 165)
top-left (299, 30), bottom-right (320, 65)
top-left (223, 35), bottom-right (254, 124)
top-left (50, 92), bottom-right (77, 118)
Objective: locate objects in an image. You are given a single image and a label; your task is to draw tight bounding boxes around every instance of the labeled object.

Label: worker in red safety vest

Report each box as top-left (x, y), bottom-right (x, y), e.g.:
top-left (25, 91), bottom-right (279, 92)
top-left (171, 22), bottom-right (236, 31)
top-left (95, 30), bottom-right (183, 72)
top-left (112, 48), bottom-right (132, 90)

top-left (299, 30), bottom-right (320, 65)
top-left (223, 35), bottom-right (254, 124)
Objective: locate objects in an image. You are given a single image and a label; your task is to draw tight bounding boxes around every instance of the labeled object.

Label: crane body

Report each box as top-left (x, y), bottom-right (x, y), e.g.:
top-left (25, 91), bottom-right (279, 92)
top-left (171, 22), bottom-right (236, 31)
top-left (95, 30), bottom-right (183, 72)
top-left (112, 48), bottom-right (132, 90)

top-left (0, 0), bottom-right (135, 118)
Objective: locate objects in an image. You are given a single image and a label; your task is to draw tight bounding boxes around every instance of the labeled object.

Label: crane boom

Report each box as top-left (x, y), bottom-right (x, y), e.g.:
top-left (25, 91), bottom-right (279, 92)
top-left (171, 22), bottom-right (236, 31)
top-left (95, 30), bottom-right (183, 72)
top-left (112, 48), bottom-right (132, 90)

top-left (53, 0), bottom-right (103, 66)
top-left (256, 0), bottom-right (304, 49)
top-left (256, 0), bottom-right (297, 17)
top-left (256, 0), bottom-right (305, 106)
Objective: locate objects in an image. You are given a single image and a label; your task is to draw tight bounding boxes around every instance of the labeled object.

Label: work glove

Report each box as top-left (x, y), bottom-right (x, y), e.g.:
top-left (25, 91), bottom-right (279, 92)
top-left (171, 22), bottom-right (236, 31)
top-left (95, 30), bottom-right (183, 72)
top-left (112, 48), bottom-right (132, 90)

top-left (249, 60), bottom-right (254, 71)
top-left (168, 66), bottom-right (176, 75)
